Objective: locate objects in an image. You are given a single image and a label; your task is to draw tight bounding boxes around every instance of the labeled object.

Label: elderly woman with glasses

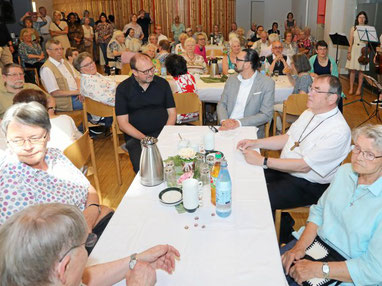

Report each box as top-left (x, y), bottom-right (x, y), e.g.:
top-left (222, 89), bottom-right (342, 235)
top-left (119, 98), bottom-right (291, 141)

top-left (182, 37), bottom-right (207, 75)
top-left (0, 203), bottom-right (180, 286)
top-left (281, 124), bottom-right (382, 285)
top-left (0, 102), bottom-right (113, 252)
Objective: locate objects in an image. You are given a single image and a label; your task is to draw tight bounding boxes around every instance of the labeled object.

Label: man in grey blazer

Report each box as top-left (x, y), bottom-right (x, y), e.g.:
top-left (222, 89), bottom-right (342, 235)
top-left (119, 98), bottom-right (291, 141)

top-left (217, 49), bottom-right (274, 138)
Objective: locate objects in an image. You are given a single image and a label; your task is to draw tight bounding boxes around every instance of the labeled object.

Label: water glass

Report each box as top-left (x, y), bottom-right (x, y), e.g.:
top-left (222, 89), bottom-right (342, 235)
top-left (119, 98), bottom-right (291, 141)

top-left (195, 153), bottom-right (205, 173)
top-left (205, 154), bottom-right (215, 169)
top-left (164, 166), bottom-right (176, 187)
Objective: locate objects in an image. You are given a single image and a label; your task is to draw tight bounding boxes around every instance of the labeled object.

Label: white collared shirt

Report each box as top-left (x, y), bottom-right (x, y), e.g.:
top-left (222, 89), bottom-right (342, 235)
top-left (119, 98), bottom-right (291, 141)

top-left (40, 58), bottom-right (79, 94)
top-left (229, 71), bottom-right (257, 121)
top-left (281, 107), bottom-right (351, 184)
top-left (37, 15), bottom-right (52, 35)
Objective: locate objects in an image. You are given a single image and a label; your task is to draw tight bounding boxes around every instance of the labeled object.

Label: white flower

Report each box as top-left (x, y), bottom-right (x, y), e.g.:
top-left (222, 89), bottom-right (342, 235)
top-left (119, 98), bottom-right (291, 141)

top-left (178, 148), bottom-right (196, 160)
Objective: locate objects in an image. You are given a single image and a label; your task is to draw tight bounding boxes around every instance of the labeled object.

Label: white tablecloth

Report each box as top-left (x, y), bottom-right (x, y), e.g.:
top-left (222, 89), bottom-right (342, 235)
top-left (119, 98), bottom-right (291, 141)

top-left (111, 74), bottom-right (293, 104)
top-left (88, 126), bottom-right (287, 286)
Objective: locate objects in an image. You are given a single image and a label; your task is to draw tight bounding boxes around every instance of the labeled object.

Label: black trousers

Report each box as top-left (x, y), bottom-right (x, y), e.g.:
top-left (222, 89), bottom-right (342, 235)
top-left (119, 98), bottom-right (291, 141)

top-left (264, 169), bottom-right (329, 243)
top-left (125, 138), bottom-right (142, 173)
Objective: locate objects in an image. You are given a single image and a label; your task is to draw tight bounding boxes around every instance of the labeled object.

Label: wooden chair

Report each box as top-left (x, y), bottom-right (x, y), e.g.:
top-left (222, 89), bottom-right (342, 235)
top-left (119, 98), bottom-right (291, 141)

top-left (173, 92), bottom-right (203, 125)
top-left (18, 56), bottom-right (40, 86)
top-left (121, 63), bottom-right (131, 75)
top-left (273, 93), bottom-right (308, 135)
top-left (274, 206), bottom-right (310, 244)
top-left (82, 97), bottom-right (128, 185)
top-left (63, 130), bottom-right (102, 203)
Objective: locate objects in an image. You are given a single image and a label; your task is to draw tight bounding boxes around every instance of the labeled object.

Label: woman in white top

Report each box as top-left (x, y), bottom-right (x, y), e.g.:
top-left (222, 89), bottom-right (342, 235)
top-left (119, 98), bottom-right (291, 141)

top-left (82, 17), bottom-right (94, 58)
top-left (13, 89), bottom-right (82, 151)
top-left (175, 33), bottom-right (188, 55)
top-left (181, 37), bottom-right (206, 75)
top-left (125, 28), bottom-right (142, 52)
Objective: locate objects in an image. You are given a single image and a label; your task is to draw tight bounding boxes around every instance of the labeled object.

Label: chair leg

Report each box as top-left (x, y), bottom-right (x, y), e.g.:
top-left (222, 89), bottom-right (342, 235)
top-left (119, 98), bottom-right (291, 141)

top-left (112, 124), bottom-right (123, 185)
top-left (275, 209), bottom-right (282, 244)
top-left (89, 137), bottom-right (102, 204)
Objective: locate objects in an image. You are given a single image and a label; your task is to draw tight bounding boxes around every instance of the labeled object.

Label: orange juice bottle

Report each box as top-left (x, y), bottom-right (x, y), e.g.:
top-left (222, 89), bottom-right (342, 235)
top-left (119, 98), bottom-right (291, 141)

top-left (210, 152), bottom-right (222, 205)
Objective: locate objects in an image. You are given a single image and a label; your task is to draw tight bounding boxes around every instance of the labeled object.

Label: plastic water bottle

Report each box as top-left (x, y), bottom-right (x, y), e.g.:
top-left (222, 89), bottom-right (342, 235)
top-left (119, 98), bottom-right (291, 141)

top-left (216, 159), bottom-right (231, 218)
top-left (161, 65), bottom-right (167, 77)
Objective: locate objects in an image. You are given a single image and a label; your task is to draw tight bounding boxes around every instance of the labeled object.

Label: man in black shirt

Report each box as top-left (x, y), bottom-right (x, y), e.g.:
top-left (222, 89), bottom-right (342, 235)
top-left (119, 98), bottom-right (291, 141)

top-left (137, 10), bottom-right (152, 44)
top-left (115, 53), bottom-right (176, 173)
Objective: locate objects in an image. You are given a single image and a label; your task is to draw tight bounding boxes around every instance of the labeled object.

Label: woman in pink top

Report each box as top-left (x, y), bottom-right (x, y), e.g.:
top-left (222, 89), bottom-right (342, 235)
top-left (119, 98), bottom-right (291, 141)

top-left (194, 33), bottom-right (208, 63)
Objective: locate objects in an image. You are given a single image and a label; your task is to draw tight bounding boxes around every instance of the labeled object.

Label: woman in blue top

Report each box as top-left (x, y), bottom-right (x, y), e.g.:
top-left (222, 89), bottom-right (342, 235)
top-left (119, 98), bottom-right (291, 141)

top-left (281, 124), bottom-right (382, 286)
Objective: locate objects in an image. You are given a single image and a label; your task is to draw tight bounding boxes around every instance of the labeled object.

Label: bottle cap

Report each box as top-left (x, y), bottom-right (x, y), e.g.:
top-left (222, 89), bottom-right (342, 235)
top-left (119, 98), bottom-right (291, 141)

top-left (215, 152), bottom-right (222, 159)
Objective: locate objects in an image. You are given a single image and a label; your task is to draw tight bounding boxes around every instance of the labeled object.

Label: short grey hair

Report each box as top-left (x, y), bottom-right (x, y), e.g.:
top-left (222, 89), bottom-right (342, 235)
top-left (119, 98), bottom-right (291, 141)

top-left (73, 51), bottom-right (92, 72)
top-left (1, 102), bottom-right (51, 135)
top-left (0, 203), bottom-right (87, 286)
top-left (352, 124), bottom-right (382, 153)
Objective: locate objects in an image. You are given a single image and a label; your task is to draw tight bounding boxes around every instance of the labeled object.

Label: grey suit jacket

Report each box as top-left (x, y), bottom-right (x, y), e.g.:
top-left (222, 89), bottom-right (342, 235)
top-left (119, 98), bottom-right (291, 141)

top-left (217, 72), bottom-right (275, 138)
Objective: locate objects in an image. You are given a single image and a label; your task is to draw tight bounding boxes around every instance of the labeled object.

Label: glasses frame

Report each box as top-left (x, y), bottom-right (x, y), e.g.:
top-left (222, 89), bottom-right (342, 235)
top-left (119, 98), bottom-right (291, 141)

top-left (7, 132), bottom-right (48, 147)
top-left (308, 86), bottom-right (337, 95)
top-left (81, 60), bottom-right (95, 69)
top-left (351, 145), bottom-right (382, 161)
top-left (6, 72), bottom-right (25, 77)
top-left (59, 233), bottom-right (98, 262)
top-left (136, 66), bottom-right (155, 75)
top-left (235, 57), bottom-right (249, 62)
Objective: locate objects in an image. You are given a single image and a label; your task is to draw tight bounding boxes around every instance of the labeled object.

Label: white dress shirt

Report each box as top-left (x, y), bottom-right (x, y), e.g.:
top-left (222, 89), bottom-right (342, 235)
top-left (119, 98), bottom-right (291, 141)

top-left (229, 71), bottom-right (257, 122)
top-left (40, 58), bottom-right (79, 94)
top-left (37, 15), bottom-right (52, 35)
top-left (281, 107), bottom-right (351, 184)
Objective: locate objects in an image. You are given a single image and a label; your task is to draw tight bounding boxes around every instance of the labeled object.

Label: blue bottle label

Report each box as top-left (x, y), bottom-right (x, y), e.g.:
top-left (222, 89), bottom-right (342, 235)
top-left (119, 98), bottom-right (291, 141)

top-left (216, 182), bottom-right (231, 205)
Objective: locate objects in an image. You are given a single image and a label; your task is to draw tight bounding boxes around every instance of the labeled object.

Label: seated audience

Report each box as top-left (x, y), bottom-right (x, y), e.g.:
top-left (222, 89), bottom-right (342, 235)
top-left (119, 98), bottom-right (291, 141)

top-left (261, 33), bottom-right (280, 58)
top-left (156, 40), bottom-right (171, 65)
top-left (40, 39), bottom-right (81, 111)
top-left (115, 54), bottom-right (176, 173)
top-left (142, 43), bottom-right (161, 75)
top-left (194, 33), bottom-right (208, 64)
top-left (0, 203), bottom-right (180, 286)
top-left (155, 25), bottom-right (168, 43)
top-left (267, 41), bottom-right (291, 75)
top-left (297, 28), bottom-right (312, 55)
top-left (65, 47), bottom-right (79, 65)
top-left (182, 37), bottom-right (207, 75)
top-left (74, 52), bottom-right (116, 106)
top-left (125, 28), bottom-right (142, 52)
top-left (18, 31), bottom-right (45, 73)
top-left (0, 63), bottom-right (54, 118)
top-left (122, 14), bottom-right (144, 40)
top-left (282, 30), bottom-right (298, 59)
top-left (107, 30), bottom-right (128, 73)
top-left (237, 75), bottom-right (351, 243)
top-left (165, 54), bottom-right (198, 124)
top-left (251, 31), bottom-right (269, 57)
top-left (175, 33), bottom-right (188, 55)
top-left (250, 25), bottom-right (264, 42)
top-left (281, 124), bottom-right (382, 286)
top-left (13, 89), bottom-right (82, 151)
top-left (0, 102), bottom-right (113, 250)
top-left (217, 49), bottom-right (274, 138)
top-left (222, 37), bottom-right (241, 75)
top-left (210, 24), bottom-right (224, 45)
top-left (20, 16), bottom-right (41, 43)
top-left (67, 12), bottom-right (85, 52)
top-left (309, 40), bottom-right (338, 77)
top-left (268, 22), bottom-right (280, 35)
top-left (286, 53), bottom-right (313, 94)
top-left (246, 22), bottom-right (257, 41)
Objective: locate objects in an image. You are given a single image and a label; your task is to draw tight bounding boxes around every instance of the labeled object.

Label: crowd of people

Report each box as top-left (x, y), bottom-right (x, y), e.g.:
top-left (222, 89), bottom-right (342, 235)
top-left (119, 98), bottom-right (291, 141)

top-left (0, 6), bottom-right (382, 286)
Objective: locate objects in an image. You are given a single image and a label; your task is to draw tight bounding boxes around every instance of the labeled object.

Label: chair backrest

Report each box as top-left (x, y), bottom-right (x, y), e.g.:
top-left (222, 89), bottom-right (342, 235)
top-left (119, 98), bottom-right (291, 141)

top-left (283, 93), bottom-right (308, 116)
top-left (173, 92), bottom-right (203, 125)
top-left (121, 63), bottom-right (131, 75)
top-left (82, 96), bottom-right (116, 131)
top-left (63, 130), bottom-right (92, 169)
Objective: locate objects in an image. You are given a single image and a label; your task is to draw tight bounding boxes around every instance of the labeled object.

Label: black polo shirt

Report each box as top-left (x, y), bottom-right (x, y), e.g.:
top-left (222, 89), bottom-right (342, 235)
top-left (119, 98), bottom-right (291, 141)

top-left (115, 75), bottom-right (175, 141)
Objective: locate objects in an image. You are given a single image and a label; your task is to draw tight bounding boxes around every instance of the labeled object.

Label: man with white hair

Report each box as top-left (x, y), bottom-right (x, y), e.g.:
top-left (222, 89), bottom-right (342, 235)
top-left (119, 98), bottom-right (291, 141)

top-left (266, 40), bottom-right (291, 75)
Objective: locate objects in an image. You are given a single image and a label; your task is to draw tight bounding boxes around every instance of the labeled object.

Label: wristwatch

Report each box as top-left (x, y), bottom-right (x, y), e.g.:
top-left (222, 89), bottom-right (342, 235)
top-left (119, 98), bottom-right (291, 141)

top-left (129, 253), bottom-right (138, 270)
top-left (262, 157), bottom-right (268, 169)
top-left (322, 262), bottom-right (330, 279)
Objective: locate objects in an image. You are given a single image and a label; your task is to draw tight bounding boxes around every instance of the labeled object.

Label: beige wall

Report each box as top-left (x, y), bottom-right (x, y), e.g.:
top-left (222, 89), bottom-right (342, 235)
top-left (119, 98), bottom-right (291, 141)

top-left (33, 0), bottom-right (54, 17)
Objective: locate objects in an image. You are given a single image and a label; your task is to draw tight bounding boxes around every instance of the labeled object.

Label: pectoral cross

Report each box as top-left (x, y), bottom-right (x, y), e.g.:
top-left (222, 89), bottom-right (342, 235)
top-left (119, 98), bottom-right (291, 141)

top-left (290, 142), bottom-right (299, 151)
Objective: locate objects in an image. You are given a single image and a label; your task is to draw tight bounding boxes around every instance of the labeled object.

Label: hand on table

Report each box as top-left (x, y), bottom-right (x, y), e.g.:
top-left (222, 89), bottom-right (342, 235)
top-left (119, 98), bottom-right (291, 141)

top-left (241, 148), bottom-right (263, 165)
top-left (219, 119), bottom-right (239, 131)
top-left (289, 260), bottom-right (322, 285)
top-left (125, 261), bottom-right (156, 286)
top-left (236, 139), bottom-right (256, 150)
top-left (137, 244), bottom-right (180, 274)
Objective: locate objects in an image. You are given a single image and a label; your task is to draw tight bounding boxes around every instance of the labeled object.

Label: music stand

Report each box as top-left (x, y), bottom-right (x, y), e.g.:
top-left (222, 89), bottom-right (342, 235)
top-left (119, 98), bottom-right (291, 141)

top-left (329, 33), bottom-right (349, 64)
top-left (358, 74), bottom-right (382, 126)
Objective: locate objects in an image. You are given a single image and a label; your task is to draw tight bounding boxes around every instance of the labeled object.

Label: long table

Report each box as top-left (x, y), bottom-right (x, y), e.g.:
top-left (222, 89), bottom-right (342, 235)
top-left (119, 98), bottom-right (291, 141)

top-left (88, 126), bottom-right (287, 285)
top-left (111, 74), bottom-right (293, 104)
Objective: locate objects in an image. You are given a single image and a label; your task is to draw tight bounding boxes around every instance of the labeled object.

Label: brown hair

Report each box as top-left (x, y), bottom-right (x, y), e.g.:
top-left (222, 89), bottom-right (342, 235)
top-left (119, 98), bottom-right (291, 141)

top-left (13, 89), bottom-right (48, 108)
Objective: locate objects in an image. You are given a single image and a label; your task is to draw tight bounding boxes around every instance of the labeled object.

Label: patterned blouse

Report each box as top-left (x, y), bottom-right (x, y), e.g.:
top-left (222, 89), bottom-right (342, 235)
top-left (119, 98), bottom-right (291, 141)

top-left (18, 42), bottom-right (44, 65)
top-left (68, 22), bottom-right (85, 51)
top-left (0, 148), bottom-right (90, 226)
top-left (182, 53), bottom-right (207, 74)
top-left (107, 40), bottom-right (126, 69)
top-left (80, 73), bottom-right (116, 106)
top-left (96, 22), bottom-right (113, 44)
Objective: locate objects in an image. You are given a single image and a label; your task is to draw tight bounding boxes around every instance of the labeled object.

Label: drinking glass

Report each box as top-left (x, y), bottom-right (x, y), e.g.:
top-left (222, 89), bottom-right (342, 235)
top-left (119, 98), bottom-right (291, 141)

top-left (164, 166), bottom-right (176, 187)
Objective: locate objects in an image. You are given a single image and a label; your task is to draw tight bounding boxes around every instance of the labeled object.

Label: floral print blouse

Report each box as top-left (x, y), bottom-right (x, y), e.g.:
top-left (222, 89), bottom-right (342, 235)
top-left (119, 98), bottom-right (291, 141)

top-left (0, 148), bottom-right (90, 226)
top-left (96, 22), bottom-right (113, 44)
top-left (80, 73), bottom-right (116, 106)
top-left (18, 42), bottom-right (44, 65)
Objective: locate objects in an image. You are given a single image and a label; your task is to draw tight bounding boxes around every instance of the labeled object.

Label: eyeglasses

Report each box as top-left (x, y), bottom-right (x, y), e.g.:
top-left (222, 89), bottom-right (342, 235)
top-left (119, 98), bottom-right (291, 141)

top-left (7, 132), bottom-right (48, 147)
top-left (236, 57), bottom-right (249, 62)
top-left (59, 233), bottom-right (98, 262)
top-left (136, 66), bottom-right (155, 75)
top-left (351, 145), bottom-right (382, 161)
top-left (81, 60), bottom-right (95, 69)
top-left (6, 72), bottom-right (24, 77)
top-left (308, 86), bottom-right (337, 95)
top-left (48, 47), bottom-right (64, 52)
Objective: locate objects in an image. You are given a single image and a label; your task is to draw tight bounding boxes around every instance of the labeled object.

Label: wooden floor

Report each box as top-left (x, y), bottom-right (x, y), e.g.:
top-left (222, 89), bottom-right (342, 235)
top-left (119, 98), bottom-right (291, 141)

top-left (86, 75), bottom-right (381, 228)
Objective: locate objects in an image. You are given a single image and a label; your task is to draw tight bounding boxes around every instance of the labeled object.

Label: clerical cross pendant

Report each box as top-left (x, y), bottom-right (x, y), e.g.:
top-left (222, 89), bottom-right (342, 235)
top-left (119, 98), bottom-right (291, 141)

top-left (290, 142), bottom-right (300, 151)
